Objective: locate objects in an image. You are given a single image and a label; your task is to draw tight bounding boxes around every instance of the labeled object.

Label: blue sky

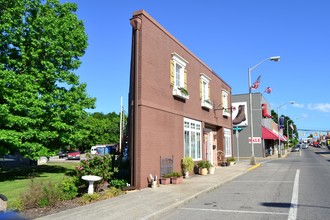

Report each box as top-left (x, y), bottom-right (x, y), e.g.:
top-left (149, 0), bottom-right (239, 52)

top-left (62, 0), bottom-right (330, 138)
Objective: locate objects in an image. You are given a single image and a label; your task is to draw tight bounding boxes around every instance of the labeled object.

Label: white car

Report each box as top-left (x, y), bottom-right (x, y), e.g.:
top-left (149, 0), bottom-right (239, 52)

top-left (301, 144), bottom-right (309, 149)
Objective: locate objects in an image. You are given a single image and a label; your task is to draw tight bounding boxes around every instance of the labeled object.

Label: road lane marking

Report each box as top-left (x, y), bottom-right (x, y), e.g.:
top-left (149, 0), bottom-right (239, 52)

top-left (179, 207), bottom-right (287, 216)
top-left (288, 169), bottom-right (300, 220)
top-left (233, 181), bottom-right (294, 183)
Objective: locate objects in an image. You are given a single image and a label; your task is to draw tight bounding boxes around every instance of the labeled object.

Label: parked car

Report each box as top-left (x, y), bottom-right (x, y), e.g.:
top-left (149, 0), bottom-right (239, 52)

top-left (58, 150), bottom-right (68, 158)
top-left (291, 145), bottom-right (300, 152)
top-left (67, 150), bottom-right (81, 160)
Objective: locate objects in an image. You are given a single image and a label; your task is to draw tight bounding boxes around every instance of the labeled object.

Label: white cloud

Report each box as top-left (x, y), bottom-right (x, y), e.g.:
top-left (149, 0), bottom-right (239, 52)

top-left (300, 113), bottom-right (308, 119)
top-left (307, 103), bottom-right (330, 113)
top-left (293, 103), bottom-right (304, 108)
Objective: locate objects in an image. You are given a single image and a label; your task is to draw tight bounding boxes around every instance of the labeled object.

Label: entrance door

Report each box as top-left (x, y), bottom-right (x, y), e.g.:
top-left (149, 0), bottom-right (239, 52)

top-left (204, 129), bottom-right (213, 165)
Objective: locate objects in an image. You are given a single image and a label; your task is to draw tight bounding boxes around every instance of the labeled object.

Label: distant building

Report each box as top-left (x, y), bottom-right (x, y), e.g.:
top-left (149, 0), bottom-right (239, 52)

top-left (232, 93), bottom-right (286, 158)
top-left (128, 10), bottom-right (233, 189)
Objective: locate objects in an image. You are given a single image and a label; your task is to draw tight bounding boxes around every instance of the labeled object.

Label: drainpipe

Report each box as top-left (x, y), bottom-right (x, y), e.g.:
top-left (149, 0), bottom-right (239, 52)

top-left (129, 17), bottom-right (141, 188)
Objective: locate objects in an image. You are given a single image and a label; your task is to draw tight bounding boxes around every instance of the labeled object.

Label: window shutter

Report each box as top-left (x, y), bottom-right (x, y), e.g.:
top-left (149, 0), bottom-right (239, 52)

top-left (170, 60), bottom-right (174, 86)
top-left (184, 68), bottom-right (187, 89)
top-left (199, 79), bottom-right (202, 99)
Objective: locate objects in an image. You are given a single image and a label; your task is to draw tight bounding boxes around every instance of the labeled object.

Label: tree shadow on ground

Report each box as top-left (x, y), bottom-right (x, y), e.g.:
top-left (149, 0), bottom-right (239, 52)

top-left (0, 165), bottom-right (72, 182)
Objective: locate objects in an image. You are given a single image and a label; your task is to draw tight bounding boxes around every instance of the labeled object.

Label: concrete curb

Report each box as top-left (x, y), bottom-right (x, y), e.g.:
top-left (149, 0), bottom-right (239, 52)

top-left (247, 163), bottom-right (261, 171)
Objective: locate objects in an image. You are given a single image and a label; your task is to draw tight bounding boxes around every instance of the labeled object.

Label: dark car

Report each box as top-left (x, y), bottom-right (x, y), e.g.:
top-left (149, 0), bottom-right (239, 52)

top-left (58, 150), bottom-right (68, 158)
top-left (67, 150), bottom-right (81, 160)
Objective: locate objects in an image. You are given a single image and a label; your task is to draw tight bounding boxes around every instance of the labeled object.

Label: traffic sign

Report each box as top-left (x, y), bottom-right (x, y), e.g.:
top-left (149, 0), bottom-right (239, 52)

top-left (233, 127), bottom-right (242, 131)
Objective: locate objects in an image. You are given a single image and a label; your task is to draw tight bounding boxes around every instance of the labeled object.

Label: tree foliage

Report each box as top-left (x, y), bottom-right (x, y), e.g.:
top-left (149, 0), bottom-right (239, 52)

top-left (0, 0), bottom-right (95, 159)
top-left (77, 112), bottom-right (127, 150)
top-left (271, 110), bottom-right (298, 140)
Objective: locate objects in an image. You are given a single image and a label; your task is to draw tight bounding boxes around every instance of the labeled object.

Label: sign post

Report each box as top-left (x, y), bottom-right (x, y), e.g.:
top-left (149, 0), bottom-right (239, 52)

top-left (233, 126), bottom-right (242, 162)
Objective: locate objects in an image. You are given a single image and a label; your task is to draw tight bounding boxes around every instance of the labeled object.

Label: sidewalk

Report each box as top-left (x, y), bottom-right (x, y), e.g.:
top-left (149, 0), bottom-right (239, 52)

top-left (35, 158), bottom-right (276, 220)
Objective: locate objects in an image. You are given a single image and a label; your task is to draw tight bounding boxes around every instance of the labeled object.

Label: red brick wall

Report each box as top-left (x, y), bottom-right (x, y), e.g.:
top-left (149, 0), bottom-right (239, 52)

top-left (131, 10), bottom-right (232, 189)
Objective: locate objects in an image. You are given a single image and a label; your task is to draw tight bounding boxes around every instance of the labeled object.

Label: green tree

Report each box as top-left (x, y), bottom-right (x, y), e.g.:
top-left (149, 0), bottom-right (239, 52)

top-left (77, 112), bottom-right (127, 150)
top-left (0, 0), bottom-right (95, 159)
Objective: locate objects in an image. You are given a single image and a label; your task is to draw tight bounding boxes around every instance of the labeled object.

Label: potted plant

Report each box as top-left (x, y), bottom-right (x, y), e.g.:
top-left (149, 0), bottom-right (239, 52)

top-left (169, 172), bottom-right (183, 184)
top-left (208, 164), bottom-right (215, 174)
top-left (182, 157), bottom-right (194, 178)
top-left (178, 87), bottom-right (189, 96)
top-left (227, 157), bottom-right (236, 166)
top-left (197, 160), bottom-right (211, 175)
top-left (159, 174), bottom-right (171, 185)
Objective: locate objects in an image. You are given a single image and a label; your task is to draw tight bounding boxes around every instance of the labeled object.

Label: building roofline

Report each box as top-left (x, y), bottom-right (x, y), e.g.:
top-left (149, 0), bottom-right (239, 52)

top-left (132, 9), bottom-right (231, 89)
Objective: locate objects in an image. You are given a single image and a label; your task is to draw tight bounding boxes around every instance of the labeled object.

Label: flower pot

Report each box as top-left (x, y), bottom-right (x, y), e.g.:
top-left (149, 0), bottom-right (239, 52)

top-left (199, 168), bottom-right (208, 175)
top-left (170, 176), bottom-right (183, 184)
top-left (208, 166), bottom-right (215, 174)
top-left (159, 177), bottom-right (171, 185)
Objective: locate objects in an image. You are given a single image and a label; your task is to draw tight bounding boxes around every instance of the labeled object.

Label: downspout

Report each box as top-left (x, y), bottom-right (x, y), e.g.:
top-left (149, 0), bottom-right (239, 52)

top-left (129, 16), bottom-right (141, 188)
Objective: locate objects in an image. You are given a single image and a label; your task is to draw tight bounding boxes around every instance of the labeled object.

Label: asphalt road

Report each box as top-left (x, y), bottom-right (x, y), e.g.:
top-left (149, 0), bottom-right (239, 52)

top-left (160, 147), bottom-right (330, 220)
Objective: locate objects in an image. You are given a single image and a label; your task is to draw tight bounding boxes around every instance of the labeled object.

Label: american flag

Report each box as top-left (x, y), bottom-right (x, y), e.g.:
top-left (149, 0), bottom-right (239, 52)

top-left (251, 75), bottom-right (261, 90)
top-left (265, 87), bottom-right (272, 94)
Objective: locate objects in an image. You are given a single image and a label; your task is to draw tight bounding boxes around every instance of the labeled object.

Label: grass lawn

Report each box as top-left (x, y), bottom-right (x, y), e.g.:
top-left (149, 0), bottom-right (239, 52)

top-left (1, 161), bottom-right (79, 208)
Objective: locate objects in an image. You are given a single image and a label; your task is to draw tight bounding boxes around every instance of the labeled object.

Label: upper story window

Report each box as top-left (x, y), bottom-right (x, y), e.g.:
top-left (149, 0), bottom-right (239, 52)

top-left (200, 74), bottom-right (212, 109)
top-left (222, 90), bottom-right (230, 117)
top-left (170, 53), bottom-right (189, 100)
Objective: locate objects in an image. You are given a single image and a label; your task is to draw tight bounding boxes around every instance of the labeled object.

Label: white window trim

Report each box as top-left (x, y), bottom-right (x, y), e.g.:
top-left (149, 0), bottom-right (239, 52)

top-left (172, 53), bottom-right (188, 89)
top-left (224, 128), bottom-right (232, 157)
top-left (184, 118), bottom-right (202, 160)
top-left (222, 90), bottom-right (230, 116)
top-left (171, 53), bottom-right (189, 100)
top-left (200, 73), bottom-right (212, 109)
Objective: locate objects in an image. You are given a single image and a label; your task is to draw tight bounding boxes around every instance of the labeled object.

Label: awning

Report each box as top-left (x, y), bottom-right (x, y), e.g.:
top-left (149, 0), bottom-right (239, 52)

top-left (262, 126), bottom-right (279, 140)
top-left (262, 126), bottom-right (287, 142)
top-left (279, 134), bottom-right (287, 142)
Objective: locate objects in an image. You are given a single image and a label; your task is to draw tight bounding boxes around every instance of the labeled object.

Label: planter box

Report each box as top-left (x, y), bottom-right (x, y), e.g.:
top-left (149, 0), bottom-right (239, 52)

top-left (208, 167), bottom-right (215, 174)
top-left (159, 177), bottom-right (171, 185)
top-left (199, 168), bottom-right (208, 175)
top-left (170, 176), bottom-right (183, 184)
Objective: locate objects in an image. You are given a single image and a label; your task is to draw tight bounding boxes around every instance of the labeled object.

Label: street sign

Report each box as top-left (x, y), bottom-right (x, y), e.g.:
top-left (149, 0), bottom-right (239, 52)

top-left (233, 127), bottom-right (242, 131)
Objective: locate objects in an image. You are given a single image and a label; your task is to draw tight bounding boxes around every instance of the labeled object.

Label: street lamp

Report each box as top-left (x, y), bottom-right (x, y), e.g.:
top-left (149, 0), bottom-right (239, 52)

top-left (277, 101), bottom-right (295, 158)
top-left (248, 56), bottom-right (280, 165)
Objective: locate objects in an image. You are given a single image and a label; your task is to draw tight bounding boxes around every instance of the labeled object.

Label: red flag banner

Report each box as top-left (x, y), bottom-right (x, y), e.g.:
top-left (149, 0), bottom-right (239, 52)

top-left (251, 75), bottom-right (261, 90)
top-left (265, 87), bottom-right (272, 94)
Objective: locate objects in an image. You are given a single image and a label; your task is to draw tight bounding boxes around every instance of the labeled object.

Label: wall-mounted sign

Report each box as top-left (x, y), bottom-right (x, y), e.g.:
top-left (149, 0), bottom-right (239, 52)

top-left (232, 102), bottom-right (248, 126)
top-left (248, 137), bottom-right (262, 143)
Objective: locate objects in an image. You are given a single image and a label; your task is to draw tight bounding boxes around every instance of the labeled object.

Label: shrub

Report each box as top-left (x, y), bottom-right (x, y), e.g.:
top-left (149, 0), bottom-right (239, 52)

top-left (75, 153), bottom-right (119, 186)
top-left (162, 171), bottom-right (182, 178)
top-left (58, 176), bottom-right (78, 200)
top-left (182, 157), bottom-right (194, 173)
top-left (19, 180), bottom-right (62, 209)
top-left (197, 160), bottom-right (211, 169)
top-left (226, 157), bottom-right (235, 162)
top-left (78, 193), bottom-right (100, 205)
top-left (110, 179), bottom-right (127, 189)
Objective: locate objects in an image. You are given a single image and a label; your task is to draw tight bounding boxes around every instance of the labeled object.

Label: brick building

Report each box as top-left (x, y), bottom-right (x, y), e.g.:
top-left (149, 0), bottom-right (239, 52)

top-left (128, 10), bottom-right (233, 189)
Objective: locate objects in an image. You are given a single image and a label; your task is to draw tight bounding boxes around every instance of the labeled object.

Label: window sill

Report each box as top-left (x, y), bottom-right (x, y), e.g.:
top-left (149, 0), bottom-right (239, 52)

top-left (201, 100), bottom-right (212, 109)
top-left (173, 88), bottom-right (189, 100)
top-left (223, 110), bottom-right (230, 117)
